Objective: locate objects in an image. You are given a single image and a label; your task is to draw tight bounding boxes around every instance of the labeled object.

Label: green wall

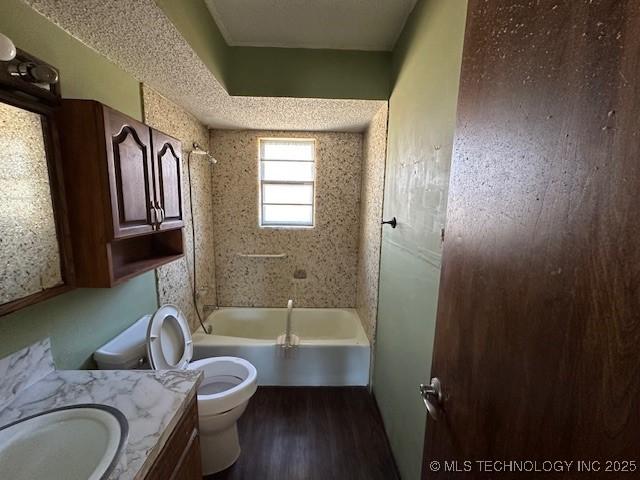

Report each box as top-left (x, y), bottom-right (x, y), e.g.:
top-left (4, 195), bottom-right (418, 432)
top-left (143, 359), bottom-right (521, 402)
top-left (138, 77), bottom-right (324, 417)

top-left (156, 0), bottom-right (391, 100)
top-left (373, 0), bottom-right (468, 478)
top-left (0, 0), bottom-right (158, 369)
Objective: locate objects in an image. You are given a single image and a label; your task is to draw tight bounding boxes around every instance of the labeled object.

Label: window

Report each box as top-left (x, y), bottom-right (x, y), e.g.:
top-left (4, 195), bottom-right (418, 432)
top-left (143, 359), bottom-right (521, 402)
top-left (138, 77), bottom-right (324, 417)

top-left (259, 138), bottom-right (315, 227)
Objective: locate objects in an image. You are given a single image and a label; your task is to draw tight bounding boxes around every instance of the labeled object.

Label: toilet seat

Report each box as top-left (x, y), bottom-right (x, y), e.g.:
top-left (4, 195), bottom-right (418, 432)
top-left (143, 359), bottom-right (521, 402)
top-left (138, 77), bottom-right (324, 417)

top-left (146, 304), bottom-right (193, 370)
top-left (146, 305), bottom-right (257, 415)
top-left (146, 306), bottom-right (257, 419)
top-left (188, 357), bottom-right (257, 416)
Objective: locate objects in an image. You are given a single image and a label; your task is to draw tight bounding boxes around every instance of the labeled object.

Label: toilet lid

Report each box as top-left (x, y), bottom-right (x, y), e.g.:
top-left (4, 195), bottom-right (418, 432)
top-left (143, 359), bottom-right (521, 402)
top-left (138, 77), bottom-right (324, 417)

top-left (146, 304), bottom-right (193, 370)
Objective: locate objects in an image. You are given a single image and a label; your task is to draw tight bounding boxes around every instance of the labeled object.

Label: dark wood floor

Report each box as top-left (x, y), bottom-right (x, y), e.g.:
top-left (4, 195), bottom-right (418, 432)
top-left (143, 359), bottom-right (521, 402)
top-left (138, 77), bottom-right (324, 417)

top-left (204, 387), bottom-right (399, 480)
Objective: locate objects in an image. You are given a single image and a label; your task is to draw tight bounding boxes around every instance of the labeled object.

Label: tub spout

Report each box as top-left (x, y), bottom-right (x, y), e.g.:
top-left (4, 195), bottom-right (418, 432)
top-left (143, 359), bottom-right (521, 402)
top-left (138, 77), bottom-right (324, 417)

top-left (277, 299), bottom-right (299, 350)
top-left (285, 299), bottom-right (293, 345)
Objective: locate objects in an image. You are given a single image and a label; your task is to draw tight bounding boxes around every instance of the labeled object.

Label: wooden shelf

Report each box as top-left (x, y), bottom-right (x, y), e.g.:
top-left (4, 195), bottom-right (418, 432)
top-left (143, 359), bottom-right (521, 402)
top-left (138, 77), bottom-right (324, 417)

top-left (109, 229), bottom-right (184, 287)
top-left (112, 254), bottom-right (184, 285)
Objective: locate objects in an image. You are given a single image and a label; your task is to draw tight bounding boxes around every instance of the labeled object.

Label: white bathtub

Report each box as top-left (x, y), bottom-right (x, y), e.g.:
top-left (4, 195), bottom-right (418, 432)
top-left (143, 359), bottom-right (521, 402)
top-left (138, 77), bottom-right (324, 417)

top-left (191, 308), bottom-right (370, 386)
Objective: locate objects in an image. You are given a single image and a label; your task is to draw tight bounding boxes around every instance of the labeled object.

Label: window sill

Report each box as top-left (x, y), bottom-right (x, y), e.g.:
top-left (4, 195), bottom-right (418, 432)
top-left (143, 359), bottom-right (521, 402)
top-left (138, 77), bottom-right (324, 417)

top-left (259, 225), bottom-right (315, 230)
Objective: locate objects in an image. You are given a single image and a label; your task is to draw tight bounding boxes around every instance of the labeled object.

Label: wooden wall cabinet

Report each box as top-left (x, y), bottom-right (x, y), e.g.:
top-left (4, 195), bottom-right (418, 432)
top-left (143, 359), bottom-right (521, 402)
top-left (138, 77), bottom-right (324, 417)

top-left (145, 396), bottom-right (202, 480)
top-left (56, 100), bottom-right (184, 287)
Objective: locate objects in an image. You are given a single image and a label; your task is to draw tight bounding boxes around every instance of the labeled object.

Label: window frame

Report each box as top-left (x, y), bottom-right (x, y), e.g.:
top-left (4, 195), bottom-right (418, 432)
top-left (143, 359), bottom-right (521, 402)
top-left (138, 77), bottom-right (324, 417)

top-left (258, 137), bottom-right (316, 228)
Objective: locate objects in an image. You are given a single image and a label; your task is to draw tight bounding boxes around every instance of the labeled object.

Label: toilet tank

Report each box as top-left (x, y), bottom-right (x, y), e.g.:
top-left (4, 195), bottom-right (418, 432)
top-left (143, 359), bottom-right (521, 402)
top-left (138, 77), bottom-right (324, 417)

top-left (94, 314), bottom-right (151, 370)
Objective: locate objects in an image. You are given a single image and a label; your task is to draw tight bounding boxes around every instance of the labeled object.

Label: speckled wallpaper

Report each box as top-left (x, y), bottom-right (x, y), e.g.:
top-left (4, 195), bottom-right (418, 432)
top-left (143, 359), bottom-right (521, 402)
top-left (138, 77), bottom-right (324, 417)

top-left (142, 86), bottom-right (217, 330)
top-left (209, 130), bottom-right (363, 307)
top-left (0, 102), bottom-right (62, 305)
top-left (356, 106), bottom-right (388, 342)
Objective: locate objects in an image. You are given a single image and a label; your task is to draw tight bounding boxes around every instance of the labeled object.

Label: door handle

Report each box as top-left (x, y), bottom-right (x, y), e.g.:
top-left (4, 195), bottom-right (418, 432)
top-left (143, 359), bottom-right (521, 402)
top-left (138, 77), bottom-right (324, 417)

top-left (419, 377), bottom-right (443, 421)
top-left (381, 217), bottom-right (397, 228)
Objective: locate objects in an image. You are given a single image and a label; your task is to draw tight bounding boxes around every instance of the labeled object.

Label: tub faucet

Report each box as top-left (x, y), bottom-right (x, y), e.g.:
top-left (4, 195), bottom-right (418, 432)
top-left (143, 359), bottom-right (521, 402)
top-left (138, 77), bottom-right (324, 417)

top-left (285, 299), bottom-right (293, 346)
top-left (276, 300), bottom-right (300, 352)
top-left (277, 299), bottom-right (298, 350)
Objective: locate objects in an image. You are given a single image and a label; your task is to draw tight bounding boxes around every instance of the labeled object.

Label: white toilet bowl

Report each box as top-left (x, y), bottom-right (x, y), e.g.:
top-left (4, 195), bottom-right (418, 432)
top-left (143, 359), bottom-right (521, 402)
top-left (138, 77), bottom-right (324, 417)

top-left (188, 357), bottom-right (257, 474)
top-left (94, 305), bottom-right (257, 475)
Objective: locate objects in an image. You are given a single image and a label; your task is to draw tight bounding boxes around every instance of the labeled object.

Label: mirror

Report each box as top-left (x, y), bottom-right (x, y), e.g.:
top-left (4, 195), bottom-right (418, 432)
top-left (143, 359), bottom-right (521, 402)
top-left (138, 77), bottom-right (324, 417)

top-left (0, 102), bottom-right (63, 304)
top-left (0, 48), bottom-right (73, 316)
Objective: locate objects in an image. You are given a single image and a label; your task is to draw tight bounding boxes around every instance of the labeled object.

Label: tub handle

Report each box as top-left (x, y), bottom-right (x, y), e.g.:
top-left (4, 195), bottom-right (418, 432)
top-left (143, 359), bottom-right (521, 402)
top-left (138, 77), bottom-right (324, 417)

top-left (237, 253), bottom-right (287, 258)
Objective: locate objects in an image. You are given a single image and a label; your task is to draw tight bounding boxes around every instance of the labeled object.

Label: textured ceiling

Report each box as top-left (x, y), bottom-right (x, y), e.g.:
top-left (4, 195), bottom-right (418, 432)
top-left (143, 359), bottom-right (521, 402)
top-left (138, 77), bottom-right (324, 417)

top-left (205, 0), bottom-right (418, 51)
top-left (24, 0), bottom-right (386, 132)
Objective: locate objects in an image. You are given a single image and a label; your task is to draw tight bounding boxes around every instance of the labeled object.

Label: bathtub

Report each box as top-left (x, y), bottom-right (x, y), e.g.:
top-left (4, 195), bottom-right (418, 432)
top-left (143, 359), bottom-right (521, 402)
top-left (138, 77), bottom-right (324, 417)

top-left (191, 308), bottom-right (370, 386)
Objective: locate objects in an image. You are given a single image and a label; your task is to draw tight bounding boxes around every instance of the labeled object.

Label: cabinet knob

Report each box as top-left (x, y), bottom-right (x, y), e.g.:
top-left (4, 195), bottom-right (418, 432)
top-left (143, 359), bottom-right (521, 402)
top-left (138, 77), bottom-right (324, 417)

top-left (149, 203), bottom-right (159, 226)
top-left (153, 201), bottom-right (165, 226)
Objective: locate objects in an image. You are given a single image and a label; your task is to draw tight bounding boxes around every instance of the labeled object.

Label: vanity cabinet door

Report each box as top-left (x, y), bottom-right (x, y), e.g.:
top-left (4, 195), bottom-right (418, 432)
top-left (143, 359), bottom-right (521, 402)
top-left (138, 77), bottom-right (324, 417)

top-left (104, 107), bottom-right (156, 238)
top-left (151, 129), bottom-right (184, 230)
top-left (145, 397), bottom-right (202, 480)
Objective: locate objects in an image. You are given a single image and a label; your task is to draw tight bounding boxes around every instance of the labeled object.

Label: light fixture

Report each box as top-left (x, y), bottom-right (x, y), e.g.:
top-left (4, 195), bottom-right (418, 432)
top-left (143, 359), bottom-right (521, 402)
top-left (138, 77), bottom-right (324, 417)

top-left (9, 61), bottom-right (59, 84)
top-left (0, 32), bottom-right (16, 62)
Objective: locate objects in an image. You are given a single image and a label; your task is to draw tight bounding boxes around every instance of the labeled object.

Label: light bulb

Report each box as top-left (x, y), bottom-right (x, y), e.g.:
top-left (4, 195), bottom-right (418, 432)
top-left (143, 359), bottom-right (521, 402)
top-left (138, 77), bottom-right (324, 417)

top-left (0, 33), bottom-right (16, 62)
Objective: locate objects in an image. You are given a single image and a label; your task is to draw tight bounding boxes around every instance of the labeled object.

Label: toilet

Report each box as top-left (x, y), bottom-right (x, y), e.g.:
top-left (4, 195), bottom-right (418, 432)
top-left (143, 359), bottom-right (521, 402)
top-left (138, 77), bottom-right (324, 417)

top-left (94, 305), bottom-right (257, 475)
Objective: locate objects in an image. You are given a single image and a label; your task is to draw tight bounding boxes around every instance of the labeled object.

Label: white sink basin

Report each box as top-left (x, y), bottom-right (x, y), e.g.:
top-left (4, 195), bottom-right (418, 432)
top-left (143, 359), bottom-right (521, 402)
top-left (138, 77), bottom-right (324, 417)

top-left (0, 404), bottom-right (128, 480)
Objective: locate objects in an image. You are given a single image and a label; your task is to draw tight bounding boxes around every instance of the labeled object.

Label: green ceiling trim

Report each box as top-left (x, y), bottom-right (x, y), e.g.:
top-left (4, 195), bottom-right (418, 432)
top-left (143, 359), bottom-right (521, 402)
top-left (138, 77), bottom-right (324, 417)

top-left (155, 0), bottom-right (231, 89)
top-left (229, 47), bottom-right (391, 100)
top-left (156, 0), bottom-right (392, 100)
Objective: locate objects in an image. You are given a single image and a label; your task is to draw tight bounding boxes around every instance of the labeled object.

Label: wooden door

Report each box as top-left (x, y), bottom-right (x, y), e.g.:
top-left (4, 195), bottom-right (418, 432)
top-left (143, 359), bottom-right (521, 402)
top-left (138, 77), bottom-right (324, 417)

top-left (151, 129), bottom-right (184, 230)
top-left (423, 0), bottom-right (640, 477)
top-left (104, 107), bottom-right (155, 238)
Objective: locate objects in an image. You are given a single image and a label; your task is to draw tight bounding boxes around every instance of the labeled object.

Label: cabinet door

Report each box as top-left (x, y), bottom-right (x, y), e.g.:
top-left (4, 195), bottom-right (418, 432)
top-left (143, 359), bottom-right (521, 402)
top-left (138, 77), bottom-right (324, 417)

top-left (145, 398), bottom-right (202, 480)
top-left (151, 129), bottom-right (184, 230)
top-left (104, 107), bottom-right (156, 238)
top-left (170, 429), bottom-right (202, 479)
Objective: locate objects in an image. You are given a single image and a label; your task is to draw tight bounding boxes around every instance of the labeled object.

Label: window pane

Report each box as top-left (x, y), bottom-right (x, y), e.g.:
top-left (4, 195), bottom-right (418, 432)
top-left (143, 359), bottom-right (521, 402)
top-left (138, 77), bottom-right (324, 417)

top-left (261, 140), bottom-right (314, 161)
top-left (263, 205), bottom-right (313, 225)
top-left (261, 161), bottom-right (314, 182)
top-left (263, 183), bottom-right (313, 205)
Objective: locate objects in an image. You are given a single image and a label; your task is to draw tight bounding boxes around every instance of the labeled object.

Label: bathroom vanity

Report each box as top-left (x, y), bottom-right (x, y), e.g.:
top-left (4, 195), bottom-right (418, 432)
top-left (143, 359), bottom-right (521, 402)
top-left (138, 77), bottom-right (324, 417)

top-left (0, 339), bottom-right (203, 479)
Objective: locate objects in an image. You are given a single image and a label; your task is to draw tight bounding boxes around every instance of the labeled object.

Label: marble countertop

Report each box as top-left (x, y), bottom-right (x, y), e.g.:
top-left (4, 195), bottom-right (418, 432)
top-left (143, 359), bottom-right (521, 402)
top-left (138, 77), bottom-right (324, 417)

top-left (0, 368), bottom-right (203, 480)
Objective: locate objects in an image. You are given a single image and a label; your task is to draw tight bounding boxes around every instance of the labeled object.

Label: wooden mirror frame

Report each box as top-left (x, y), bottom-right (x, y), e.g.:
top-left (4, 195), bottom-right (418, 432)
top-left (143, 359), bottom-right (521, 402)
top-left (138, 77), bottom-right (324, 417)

top-left (0, 48), bottom-right (75, 316)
